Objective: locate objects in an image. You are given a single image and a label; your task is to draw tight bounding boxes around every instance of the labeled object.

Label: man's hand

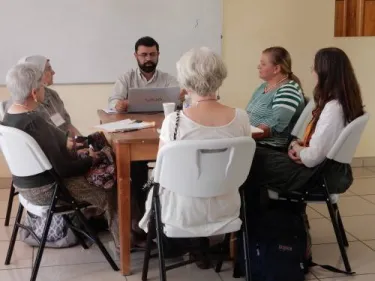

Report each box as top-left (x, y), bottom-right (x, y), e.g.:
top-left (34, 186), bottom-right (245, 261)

top-left (115, 100), bottom-right (129, 112)
top-left (179, 89), bottom-right (187, 100)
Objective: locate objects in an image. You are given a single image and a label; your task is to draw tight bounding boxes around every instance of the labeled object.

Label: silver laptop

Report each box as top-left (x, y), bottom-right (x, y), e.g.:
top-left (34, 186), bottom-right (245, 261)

top-left (127, 87), bottom-right (180, 113)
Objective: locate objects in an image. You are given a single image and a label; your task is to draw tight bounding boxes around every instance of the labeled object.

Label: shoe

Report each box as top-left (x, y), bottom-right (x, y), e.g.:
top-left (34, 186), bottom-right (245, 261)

top-left (131, 234), bottom-right (156, 252)
top-left (190, 251), bottom-right (211, 269)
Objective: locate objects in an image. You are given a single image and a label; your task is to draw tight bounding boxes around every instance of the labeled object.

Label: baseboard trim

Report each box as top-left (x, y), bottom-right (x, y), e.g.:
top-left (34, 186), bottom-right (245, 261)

top-left (351, 157), bottom-right (375, 168)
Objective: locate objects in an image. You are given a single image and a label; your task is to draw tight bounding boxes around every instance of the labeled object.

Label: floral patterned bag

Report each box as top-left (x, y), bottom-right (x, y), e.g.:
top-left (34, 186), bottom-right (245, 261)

top-left (76, 132), bottom-right (116, 190)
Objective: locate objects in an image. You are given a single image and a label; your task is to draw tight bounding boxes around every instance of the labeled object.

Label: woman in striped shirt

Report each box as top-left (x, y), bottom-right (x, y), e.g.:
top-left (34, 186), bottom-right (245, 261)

top-left (246, 47), bottom-right (305, 149)
top-left (246, 47), bottom-right (363, 205)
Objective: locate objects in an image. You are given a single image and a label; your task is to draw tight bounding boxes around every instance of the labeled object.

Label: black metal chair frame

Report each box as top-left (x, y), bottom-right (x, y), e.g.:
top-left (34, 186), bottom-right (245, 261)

top-left (4, 181), bottom-right (17, 227)
top-left (141, 183), bottom-right (252, 281)
top-left (4, 170), bottom-right (119, 281)
top-left (269, 158), bottom-right (352, 273)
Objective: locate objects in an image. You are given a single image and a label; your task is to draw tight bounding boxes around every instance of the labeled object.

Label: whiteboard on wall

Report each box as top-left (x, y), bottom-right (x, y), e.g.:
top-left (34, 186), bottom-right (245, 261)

top-left (0, 0), bottom-right (222, 84)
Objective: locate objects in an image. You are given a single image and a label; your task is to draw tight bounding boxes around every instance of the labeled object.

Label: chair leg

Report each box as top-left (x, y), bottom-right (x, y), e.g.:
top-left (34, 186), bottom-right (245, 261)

top-left (142, 211), bottom-right (156, 281)
top-left (154, 191), bottom-right (167, 281)
top-left (5, 204), bottom-right (23, 265)
top-left (63, 214), bottom-right (89, 250)
top-left (326, 200), bottom-right (351, 273)
top-left (30, 205), bottom-right (55, 281)
top-left (240, 188), bottom-right (252, 281)
top-left (4, 183), bottom-right (15, 227)
top-left (215, 233), bottom-right (231, 273)
top-left (74, 210), bottom-right (119, 271)
top-left (334, 204), bottom-right (349, 247)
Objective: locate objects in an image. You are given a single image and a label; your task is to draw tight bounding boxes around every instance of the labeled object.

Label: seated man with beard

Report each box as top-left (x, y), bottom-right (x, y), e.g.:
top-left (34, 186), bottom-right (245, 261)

top-left (108, 36), bottom-right (179, 112)
top-left (108, 36), bottom-right (180, 249)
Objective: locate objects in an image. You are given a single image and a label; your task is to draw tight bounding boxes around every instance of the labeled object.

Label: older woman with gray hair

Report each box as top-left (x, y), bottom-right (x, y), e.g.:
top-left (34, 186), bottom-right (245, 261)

top-left (2, 63), bottom-right (119, 251)
top-left (5, 55), bottom-right (80, 136)
top-left (139, 47), bottom-right (252, 265)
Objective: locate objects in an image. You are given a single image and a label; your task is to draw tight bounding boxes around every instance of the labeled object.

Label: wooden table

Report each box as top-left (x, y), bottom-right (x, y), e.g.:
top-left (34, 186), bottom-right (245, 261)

top-left (97, 110), bottom-right (263, 275)
top-left (97, 110), bottom-right (163, 275)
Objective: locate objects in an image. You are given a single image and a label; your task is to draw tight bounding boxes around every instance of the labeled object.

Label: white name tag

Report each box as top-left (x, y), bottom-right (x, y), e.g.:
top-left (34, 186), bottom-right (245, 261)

top-left (50, 113), bottom-right (65, 127)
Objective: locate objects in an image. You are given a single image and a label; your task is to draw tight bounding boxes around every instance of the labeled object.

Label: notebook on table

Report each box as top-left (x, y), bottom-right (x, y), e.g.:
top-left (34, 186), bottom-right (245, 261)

top-left (94, 119), bottom-right (155, 133)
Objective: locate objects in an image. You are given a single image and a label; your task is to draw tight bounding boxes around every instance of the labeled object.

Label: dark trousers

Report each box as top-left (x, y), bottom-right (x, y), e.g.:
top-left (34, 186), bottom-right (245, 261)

top-left (242, 146), bottom-right (316, 217)
top-left (249, 147), bottom-right (316, 194)
top-left (130, 161), bottom-right (149, 237)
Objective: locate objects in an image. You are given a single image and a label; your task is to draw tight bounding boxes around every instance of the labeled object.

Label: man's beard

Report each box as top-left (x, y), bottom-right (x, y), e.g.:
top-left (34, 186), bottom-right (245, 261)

top-left (138, 60), bottom-right (158, 73)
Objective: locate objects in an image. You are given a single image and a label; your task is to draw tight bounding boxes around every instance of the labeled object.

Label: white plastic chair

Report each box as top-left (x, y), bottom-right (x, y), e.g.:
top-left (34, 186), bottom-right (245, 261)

top-left (0, 124), bottom-right (119, 281)
top-left (268, 113), bottom-right (370, 274)
top-left (288, 99), bottom-right (314, 143)
top-left (0, 100), bottom-right (17, 227)
top-left (142, 137), bottom-right (256, 281)
top-left (0, 100), bottom-right (7, 122)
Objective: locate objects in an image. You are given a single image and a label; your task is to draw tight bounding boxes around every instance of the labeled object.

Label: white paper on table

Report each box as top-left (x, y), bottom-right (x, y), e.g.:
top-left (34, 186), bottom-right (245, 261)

top-left (251, 126), bottom-right (264, 134)
top-left (94, 119), bottom-right (155, 133)
top-left (156, 127), bottom-right (261, 135)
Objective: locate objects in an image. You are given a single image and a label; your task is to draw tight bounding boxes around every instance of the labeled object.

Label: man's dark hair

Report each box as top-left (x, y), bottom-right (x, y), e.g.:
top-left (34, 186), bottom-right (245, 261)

top-left (135, 36), bottom-right (159, 52)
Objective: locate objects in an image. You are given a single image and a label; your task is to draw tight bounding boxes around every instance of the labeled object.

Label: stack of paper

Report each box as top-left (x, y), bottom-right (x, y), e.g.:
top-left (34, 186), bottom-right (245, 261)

top-left (94, 119), bottom-right (155, 133)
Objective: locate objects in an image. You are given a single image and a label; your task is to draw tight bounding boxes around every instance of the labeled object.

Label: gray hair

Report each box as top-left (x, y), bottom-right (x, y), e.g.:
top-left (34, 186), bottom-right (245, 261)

top-left (176, 47), bottom-right (227, 97)
top-left (18, 55), bottom-right (48, 73)
top-left (6, 63), bottom-right (43, 103)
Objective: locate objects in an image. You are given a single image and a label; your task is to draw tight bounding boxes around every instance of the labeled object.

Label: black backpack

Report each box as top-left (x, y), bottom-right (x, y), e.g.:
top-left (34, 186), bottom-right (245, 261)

top-left (233, 208), bottom-right (311, 281)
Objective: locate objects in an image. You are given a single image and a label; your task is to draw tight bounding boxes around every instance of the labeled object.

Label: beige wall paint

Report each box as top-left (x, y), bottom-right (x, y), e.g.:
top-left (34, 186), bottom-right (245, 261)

top-left (334, 37), bottom-right (375, 159)
top-left (0, 0), bottom-right (373, 177)
top-left (220, 0), bottom-right (335, 108)
top-left (220, 0), bottom-right (374, 157)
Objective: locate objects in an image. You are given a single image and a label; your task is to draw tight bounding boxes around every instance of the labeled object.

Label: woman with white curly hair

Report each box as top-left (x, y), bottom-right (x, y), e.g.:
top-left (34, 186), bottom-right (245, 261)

top-left (139, 47), bottom-right (252, 265)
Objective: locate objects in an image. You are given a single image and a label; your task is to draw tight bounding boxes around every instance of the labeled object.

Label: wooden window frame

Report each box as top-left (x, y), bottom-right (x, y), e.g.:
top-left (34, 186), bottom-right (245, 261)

top-left (335, 0), bottom-right (373, 37)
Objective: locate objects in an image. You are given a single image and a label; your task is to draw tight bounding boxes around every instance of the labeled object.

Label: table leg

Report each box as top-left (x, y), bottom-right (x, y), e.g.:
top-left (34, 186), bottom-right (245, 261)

top-left (115, 143), bottom-right (132, 275)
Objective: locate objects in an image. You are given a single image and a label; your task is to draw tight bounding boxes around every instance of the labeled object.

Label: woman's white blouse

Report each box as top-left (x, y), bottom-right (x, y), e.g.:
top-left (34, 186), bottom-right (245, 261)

top-left (139, 108), bottom-right (252, 236)
top-left (300, 100), bottom-right (345, 168)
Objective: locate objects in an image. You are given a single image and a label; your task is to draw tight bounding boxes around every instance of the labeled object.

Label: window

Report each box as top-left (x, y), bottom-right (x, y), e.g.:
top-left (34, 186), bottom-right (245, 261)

top-left (335, 0), bottom-right (375, 36)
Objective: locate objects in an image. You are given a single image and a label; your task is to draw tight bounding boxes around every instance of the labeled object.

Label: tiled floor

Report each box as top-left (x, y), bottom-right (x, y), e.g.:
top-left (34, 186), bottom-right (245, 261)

top-left (1, 168), bottom-right (375, 280)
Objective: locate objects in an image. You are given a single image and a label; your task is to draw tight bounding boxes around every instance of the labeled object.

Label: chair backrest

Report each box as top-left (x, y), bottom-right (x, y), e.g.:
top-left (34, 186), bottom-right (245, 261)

top-left (153, 137), bottom-right (256, 198)
top-left (291, 99), bottom-right (314, 138)
top-left (327, 113), bottom-right (370, 164)
top-left (0, 101), bottom-right (8, 122)
top-left (304, 96), bottom-right (310, 104)
top-left (0, 125), bottom-right (52, 177)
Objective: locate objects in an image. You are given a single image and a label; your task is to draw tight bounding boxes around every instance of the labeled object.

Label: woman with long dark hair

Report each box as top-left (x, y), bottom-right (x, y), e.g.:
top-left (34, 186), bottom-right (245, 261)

top-left (247, 47), bottom-right (364, 196)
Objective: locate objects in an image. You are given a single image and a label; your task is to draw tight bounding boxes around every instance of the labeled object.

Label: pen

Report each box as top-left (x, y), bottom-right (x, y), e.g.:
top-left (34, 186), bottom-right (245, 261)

top-left (113, 128), bottom-right (140, 133)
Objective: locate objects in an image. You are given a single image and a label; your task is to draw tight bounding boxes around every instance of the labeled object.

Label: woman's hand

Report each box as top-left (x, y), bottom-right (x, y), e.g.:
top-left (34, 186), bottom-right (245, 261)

top-left (289, 139), bottom-right (303, 150)
top-left (66, 137), bottom-right (84, 151)
top-left (89, 147), bottom-right (103, 165)
top-left (89, 147), bottom-right (101, 159)
top-left (292, 143), bottom-right (304, 155)
top-left (66, 137), bottom-right (74, 150)
top-left (288, 147), bottom-right (303, 165)
top-left (253, 124), bottom-right (271, 140)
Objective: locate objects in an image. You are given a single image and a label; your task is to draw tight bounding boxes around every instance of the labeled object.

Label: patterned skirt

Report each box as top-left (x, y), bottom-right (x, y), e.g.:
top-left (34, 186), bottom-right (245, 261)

top-left (15, 176), bottom-right (119, 248)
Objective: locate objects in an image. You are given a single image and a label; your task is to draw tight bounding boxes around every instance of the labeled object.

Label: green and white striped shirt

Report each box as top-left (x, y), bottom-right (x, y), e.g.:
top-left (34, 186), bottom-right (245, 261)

top-left (246, 80), bottom-right (305, 148)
